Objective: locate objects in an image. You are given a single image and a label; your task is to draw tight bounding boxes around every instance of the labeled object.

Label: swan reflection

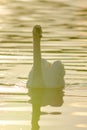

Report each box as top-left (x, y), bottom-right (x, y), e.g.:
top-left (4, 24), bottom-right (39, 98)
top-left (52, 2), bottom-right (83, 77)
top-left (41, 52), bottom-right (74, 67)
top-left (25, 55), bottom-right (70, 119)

top-left (28, 87), bottom-right (64, 130)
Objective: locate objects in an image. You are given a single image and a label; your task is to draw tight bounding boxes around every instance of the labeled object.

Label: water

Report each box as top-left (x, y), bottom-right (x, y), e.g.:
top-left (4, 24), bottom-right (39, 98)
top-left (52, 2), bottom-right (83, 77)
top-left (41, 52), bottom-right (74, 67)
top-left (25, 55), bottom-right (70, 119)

top-left (0, 0), bottom-right (87, 130)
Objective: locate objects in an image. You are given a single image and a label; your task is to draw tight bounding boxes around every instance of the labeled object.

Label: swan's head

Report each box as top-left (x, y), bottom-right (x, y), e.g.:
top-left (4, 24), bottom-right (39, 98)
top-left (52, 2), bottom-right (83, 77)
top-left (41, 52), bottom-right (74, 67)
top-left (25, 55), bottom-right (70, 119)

top-left (33, 25), bottom-right (42, 38)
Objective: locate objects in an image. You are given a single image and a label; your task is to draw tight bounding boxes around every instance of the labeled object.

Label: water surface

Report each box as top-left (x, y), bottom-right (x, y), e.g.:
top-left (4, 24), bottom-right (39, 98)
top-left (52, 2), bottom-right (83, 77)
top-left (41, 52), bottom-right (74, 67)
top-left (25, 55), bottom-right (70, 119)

top-left (0, 0), bottom-right (87, 130)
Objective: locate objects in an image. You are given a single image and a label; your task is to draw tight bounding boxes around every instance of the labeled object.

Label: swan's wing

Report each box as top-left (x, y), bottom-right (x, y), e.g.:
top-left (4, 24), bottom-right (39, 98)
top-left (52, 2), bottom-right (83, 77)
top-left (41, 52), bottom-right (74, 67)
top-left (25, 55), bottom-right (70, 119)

top-left (52, 61), bottom-right (65, 77)
top-left (46, 61), bottom-right (65, 88)
top-left (41, 59), bottom-right (50, 69)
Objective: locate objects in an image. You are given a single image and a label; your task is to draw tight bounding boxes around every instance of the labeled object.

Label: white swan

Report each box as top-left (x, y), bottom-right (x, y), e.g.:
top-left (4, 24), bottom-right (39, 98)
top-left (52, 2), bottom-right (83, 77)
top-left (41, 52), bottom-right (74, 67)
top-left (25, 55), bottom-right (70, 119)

top-left (26, 25), bottom-right (65, 89)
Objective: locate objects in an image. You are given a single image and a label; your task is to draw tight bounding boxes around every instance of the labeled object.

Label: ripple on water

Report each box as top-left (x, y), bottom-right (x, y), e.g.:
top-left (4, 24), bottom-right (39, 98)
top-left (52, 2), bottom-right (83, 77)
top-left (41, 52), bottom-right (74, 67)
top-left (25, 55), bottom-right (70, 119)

top-left (0, 0), bottom-right (87, 130)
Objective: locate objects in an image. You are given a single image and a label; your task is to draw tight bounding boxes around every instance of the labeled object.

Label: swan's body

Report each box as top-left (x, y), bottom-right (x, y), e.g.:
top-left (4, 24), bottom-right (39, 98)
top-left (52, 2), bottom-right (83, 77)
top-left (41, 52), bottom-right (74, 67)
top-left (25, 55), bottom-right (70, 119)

top-left (26, 25), bottom-right (65, 90)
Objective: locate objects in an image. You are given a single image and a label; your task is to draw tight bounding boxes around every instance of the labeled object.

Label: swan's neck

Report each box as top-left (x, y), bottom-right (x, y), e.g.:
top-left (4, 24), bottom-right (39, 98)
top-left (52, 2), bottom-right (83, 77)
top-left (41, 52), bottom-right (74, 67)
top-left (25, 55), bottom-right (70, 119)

top-left (32, 35), bottom-right (44, 87)
top-left (33, 35), bottom-right (42, 72)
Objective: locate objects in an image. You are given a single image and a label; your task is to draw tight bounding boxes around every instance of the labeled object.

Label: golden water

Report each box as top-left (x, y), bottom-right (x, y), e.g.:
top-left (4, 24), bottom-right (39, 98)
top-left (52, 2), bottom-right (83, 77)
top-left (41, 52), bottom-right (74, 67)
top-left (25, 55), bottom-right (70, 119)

top-left (0, 0), bottom-right (87, 130)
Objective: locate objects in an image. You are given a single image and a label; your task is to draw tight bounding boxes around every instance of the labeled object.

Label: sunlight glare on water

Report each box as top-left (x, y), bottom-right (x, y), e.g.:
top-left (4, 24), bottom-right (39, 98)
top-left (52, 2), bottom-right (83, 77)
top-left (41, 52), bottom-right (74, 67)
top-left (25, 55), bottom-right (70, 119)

top-left (0, 0), bottom-right (87, 130)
